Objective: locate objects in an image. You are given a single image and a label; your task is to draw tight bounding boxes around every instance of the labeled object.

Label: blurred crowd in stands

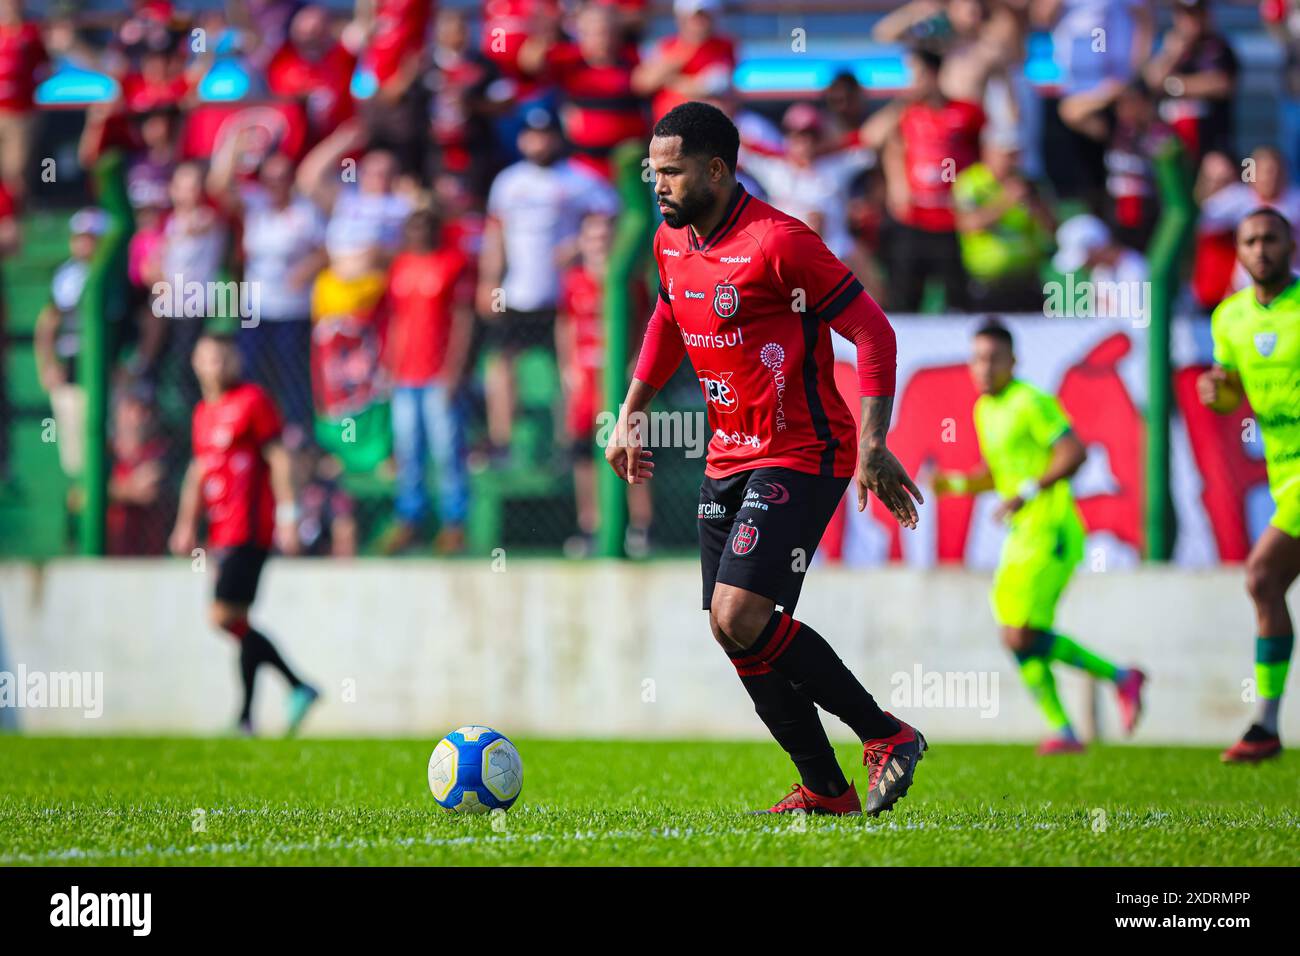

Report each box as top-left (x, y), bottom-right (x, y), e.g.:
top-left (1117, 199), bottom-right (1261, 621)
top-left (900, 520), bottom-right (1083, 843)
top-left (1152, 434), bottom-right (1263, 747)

top-left (1, 0), bottom-right (1298, 557)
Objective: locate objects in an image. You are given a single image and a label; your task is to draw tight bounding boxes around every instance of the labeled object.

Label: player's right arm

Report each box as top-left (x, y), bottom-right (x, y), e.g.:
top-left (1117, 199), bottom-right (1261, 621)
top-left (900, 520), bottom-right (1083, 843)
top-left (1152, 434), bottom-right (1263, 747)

top-left (1200, 301), bottom-right (1246, 413)
top-left (606, 267), bottom-right (685, 485)
top-left (1197, 365), bottom-right (1244, 414)
top-left (169, 459), bottom-right (202, 556)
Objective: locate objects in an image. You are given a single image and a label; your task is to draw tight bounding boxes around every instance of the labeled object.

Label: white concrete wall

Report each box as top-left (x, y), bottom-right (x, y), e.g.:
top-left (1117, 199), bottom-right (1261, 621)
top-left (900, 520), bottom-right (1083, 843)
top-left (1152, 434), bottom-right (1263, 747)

top-left (0, 560), bottom-right (1292, 744)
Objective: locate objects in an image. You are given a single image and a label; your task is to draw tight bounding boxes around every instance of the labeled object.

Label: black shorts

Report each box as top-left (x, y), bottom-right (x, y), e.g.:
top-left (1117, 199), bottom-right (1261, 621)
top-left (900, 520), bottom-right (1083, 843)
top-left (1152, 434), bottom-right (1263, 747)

top-left (213, 545), bottom-right (269, 605)
top-left (698, 466), bottom-right (850, 613)
top-left (481, 308), bottom-right (556, 352)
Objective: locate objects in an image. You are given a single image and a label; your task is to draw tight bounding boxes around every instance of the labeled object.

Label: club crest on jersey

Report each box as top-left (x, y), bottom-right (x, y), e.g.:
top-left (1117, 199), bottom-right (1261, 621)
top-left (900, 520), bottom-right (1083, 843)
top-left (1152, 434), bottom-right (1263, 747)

top-left (698, 370), bottom-right (739, 412)
top-left (1255, 331), bottom-right (1278, 357)
top-left (732, 521), bottom-right (759, 555)
top-left (713, 282), bottom-right (740, 318)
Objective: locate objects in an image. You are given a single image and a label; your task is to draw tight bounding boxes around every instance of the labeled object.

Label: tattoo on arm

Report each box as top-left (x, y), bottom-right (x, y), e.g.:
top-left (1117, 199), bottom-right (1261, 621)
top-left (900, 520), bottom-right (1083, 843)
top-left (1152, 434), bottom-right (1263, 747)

top-left (860, 396), bottom-right (893, 451)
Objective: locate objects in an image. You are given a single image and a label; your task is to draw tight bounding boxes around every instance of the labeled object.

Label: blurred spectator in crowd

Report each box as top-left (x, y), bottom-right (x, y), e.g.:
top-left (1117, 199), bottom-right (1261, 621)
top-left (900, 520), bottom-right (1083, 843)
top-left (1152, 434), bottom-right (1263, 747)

top-left (1038, 0), bottom-right (1153, 96)
top-left (356, 0), bottom-right (432, 180)
top-left (633, 0), bottom-right (735, 123)
top-left (118, 23), bottom-right (194, 114)
top-left (954, 127), bottom-right (1055, 311)
top-left (1196, 146), bottom-right (1300, 303)
top-left (1264, 0), bottom-right (1300, 181)
top-left (298, 119), bottom-right (415, 275)
top-left (34, 209), bottom-right (109, 480)
top-left (159, 161), bottom-right (229, 407)
top-left (1052, 212), bottom-right (1149, 308)
top-left (428, 8), bottom-right (507, 201)
top-left (379, 207), bottom-right (473, 556)
top-left (519, 1), bottom-right (647, 181)
top-left (228, 0), bottom-right (303, 74)
top-left (209, 124), bottom-right (327, 442)
top-left (1037, 0), bottom-right (1154, 199)
top-left (0, 0), bottom-right (50, 204)
top-left (822, 71), bottom-right (869, 144)
top-left (0, 176), bottom-right (17, 480)
top-left (293, 444), bottom-right (358, 557)
top-left (557, 211), bottom-right (652, 559)
top-left (1060, 79), bottom-right (1174, 252)
top-left (265, 4), bottom-right (363, 145)
top-left (873, 0), bottom-right (1005, 104)
top-left (106, 384), bottom-right (170, 556)
top-left (477, 106), bottom-right (618, 456)
top-left (877, 47), bottom-right (984, 311)
top-left (1143, 0), bottom-right (1238, 164)
top-left (738, 102), bottom-right (875, 266)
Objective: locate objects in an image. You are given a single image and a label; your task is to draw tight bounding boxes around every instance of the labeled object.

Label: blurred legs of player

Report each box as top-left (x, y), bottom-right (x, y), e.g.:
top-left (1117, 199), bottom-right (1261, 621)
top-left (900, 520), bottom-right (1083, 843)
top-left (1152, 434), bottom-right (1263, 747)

top-left (212, 545), bottom-right (319, 737)
top-left (701, 468), bottom-right (926, 816)
top-left (994, 526), bottom-right (1147, 755)
top-left (1222, 518), bottom-right (1300, 763)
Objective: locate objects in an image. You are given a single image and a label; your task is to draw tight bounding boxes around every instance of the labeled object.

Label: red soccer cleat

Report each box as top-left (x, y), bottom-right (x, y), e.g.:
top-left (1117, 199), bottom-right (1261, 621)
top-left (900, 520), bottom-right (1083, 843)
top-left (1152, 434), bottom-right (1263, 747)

top-left (1116, 668), bottom-right (1147, 736)
top-left (862, 714), bottom-right (927, 815)
top-left (1037, 735), bottom-right (1086, 756)
top-left (758, 781), bottom-right (862, 816)
top-left (1221, 725), bottom-right (1283, 764)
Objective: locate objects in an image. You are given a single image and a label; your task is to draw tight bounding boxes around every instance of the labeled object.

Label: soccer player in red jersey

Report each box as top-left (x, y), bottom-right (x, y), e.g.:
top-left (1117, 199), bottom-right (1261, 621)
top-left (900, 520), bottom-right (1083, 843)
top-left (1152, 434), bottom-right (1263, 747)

top-left (169, 332), bottom-right (319, 736)
top-left (606, 102), bottom-right (927, 815)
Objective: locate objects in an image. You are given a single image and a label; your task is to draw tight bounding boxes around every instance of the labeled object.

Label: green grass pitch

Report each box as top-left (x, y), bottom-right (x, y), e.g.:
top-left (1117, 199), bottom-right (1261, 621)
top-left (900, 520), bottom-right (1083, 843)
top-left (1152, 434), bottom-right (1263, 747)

top-left (1, 736), bottom-right (1296, 866)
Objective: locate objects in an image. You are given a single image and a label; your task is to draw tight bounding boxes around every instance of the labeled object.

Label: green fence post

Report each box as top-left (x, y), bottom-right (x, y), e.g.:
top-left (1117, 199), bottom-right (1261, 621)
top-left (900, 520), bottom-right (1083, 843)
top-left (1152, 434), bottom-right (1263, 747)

top-left (597, 141), bottom-right (656, 558)
top-left (79, 150), bottom-right (133, 556)
top-left (1143, 137), bottom-right (1195, 562)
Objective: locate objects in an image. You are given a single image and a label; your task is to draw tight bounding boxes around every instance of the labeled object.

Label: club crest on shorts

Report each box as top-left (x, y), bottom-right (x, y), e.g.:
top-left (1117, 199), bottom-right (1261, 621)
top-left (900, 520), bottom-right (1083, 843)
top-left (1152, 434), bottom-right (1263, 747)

top-left (713, 283), bottom-right (740, 318)
top-left (732, 521), bottom-right (759, 555)
top-left (1255, 331), bottom-right (1278, 357)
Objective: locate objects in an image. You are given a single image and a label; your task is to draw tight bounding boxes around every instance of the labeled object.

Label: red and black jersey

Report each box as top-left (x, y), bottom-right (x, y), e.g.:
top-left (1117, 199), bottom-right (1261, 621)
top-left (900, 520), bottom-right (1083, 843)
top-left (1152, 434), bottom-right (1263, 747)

top-left (191, 382), bottom-right (282, 549)
top-left (643, 185), bottom-right (865, 480)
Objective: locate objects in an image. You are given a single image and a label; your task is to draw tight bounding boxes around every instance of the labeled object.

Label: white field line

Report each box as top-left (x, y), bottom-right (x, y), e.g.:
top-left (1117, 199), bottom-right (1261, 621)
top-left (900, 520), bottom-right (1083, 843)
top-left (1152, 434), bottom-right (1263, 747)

top-left (5, 815), bottom-right (1275, 865)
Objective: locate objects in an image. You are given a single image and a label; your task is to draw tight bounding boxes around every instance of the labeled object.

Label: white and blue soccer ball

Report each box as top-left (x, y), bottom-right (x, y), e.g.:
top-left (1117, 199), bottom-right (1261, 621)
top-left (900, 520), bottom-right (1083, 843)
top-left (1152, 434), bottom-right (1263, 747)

top-left (427, 726), bottom-right (523, 813)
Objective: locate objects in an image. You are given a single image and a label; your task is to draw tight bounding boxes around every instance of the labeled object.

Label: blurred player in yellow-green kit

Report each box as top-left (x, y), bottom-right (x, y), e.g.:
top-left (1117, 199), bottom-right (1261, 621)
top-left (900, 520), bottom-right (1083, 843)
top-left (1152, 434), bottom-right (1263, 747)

top-left (933, 320), bottom-right (1147, 754)
top-left (1199, 207), bottom-right (1300, 763)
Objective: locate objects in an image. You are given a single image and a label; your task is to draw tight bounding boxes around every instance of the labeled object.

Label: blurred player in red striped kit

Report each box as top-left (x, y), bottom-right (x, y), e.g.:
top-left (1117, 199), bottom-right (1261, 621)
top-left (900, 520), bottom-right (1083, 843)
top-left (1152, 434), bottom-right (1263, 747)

top-left (170, 331), bottom-right (319, 736)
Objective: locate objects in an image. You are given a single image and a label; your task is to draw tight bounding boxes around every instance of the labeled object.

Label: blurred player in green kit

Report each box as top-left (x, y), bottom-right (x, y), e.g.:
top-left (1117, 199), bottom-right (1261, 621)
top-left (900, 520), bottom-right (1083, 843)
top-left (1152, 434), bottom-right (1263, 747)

top-left (1200, 207), bottom-right (1300, 763)
top-left (934, 320), bottom-right (1147, 753)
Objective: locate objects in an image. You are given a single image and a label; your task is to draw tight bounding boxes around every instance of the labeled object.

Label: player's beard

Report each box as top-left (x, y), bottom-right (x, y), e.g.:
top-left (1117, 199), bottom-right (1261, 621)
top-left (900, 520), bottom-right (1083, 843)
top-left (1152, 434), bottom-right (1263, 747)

top-left (659, 181), bottom-right (713, 230)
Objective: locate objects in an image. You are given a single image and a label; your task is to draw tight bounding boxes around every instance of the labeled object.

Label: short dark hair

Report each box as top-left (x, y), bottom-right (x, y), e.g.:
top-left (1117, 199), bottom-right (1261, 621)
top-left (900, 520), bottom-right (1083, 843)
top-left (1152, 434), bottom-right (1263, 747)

top-left (653, 101), bottom-right (740, 174)
top-left (974, 317), bottom-right (1014, 350)
top-left (197, 327), bottom-right (237, 347)
top-left (910, 45), bottom-right (944, 74)
top-left (1241, 206), bottom-right (1294, 235)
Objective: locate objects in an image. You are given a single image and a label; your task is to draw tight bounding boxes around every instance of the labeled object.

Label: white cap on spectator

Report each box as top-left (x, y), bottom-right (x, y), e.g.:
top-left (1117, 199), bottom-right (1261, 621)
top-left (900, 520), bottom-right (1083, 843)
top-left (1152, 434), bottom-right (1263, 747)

top-left (1052, 214), bottom-right (1111, 274)
top-left (675, 0), bottom-right (722, 16)
top-left (69, 208), bottom-right (109, 237)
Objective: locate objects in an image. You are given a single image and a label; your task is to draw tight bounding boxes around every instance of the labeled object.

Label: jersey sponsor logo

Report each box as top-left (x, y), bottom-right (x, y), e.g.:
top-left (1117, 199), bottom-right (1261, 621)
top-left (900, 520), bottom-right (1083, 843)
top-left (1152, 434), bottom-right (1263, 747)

top-left (698, 500), bottom-right (727, 519)
top-left (1255, 331), bottom-right (1278, 357)
top-left (662, 248), bottom-right (681, 257)
top-left (719, 256), bottom-right (751, 264)
top-left (716, 428), bottom-right (761, 449)
top-left (713, 283), bottom-right (740, 318)
top-left (681, 328), bottom-right (743, 349)
top-left (761, 342), bottom-right (789, 433)
top-left (684, 290), bottom-right (705, 299)
top-left (698, 370), bottom-right (739, 412)
top-left (731, 521), bottom-right (759, 555)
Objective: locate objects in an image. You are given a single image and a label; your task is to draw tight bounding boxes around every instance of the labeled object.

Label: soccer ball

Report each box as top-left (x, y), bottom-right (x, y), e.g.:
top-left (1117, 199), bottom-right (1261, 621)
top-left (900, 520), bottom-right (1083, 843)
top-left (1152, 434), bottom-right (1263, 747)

top-left (427, 725), bottom-right (523, 814)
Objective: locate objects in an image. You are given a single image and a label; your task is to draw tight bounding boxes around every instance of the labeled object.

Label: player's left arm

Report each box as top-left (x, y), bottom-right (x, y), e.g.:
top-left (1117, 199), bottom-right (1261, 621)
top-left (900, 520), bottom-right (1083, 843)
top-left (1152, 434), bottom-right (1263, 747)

top-left (996, 429), bottom-right (1087, 520)
top-left (767, 222), bottom-right (923, 527)
top-left (264, 440), bottom-right (301, 556)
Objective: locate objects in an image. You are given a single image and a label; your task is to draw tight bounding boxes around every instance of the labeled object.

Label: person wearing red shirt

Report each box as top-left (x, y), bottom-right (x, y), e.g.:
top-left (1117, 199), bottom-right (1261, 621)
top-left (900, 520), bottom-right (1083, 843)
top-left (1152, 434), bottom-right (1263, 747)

top-left (169, 331), bottom-right (319, 736)
top-left (556, 212), bottom-right (652, 558)
top-left (0, 0), bottom-right (50, 202)
top-left (359, 0), bottom-right (432, 179)
top-left (606, 102), bottom-right (928, 817)
top-left (266, 4), bottom-right (360, 143)
top-left (878, 47), bottom-right (984, 312)
top-left (631, 0), bottom-right (735, 123)
top-left (519, 3), bottom-right (647, 181)
top-left (379, 208), bottom-right (473, 555)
